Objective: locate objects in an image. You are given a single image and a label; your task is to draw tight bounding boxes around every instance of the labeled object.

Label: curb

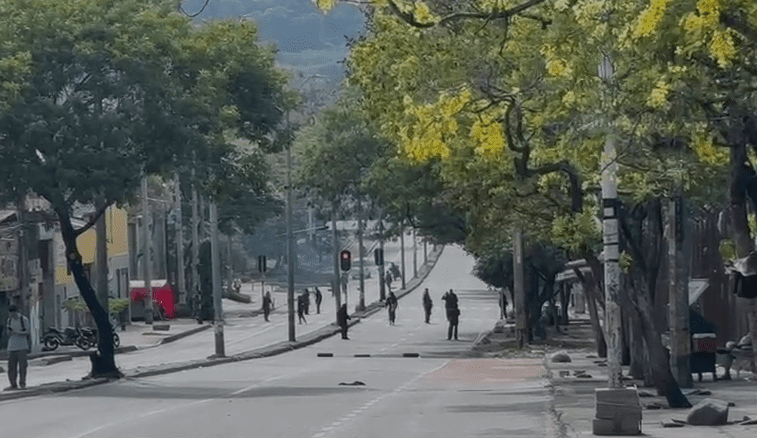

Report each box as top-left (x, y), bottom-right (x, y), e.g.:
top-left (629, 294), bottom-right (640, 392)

top-left (158, 323), bottom-right (212, 345)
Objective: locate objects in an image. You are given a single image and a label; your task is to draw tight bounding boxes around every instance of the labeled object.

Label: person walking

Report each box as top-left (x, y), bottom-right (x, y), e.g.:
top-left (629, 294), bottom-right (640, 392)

top-left (303, 288), bottom-right (311, 315)
top-left (297, 293), bottom-right (307, 324)
top-left (337, 304), bottom-right (351, 339)
top-left (262, 291), bottom-right (272, 322)
top-left (442, 289), bottom-right (459, 340)
top-left (314, 287), bottom-right (323, 314)
top-left (385, 271), bottom-right (393, 293)
top-left (422, 288), bottom-right (433, 323)
top-left (499, 289), bottom-right (508, 319)
top-left (386, 291), bottom-right (398, 325)
top-left (5, 304), bottom-right (30, 390)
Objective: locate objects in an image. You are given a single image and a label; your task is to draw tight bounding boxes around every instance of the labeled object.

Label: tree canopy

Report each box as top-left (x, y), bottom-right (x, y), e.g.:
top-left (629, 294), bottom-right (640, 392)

top-left (0, 0), bottom-right (291, 376)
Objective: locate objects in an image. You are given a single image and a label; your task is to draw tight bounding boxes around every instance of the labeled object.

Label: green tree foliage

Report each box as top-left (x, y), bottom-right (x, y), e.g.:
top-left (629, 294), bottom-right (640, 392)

top-left (295, 87), bottom-right (388, 209)
top-left (315, 0), bottom-right (757, 406)
top-left (0, 0), bottom-right (289, 376)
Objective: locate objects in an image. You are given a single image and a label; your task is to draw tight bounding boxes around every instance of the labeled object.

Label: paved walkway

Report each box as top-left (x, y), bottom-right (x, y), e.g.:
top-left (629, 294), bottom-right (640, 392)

top-left (545, 345), bottom-right (757, 437)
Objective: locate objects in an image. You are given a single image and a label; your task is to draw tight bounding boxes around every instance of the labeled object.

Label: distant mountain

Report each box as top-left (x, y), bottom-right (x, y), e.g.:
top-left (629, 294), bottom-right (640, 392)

top-left (182, 0), bottom-right (367, 81)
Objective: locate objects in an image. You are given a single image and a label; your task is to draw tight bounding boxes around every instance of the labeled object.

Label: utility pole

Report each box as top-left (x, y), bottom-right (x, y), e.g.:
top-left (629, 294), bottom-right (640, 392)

top-left (286, 110), bottom-right (295, 342)
top-left (514, 228), bottom-right (526, 348)
top-left (378, 214), bottom-right (386, 301)
top-left (141, 177), bottom-right (153, 325)
top-left (357, 195), bottom-right (365, 311)
top-left (15, 195), bottom-right (28, 312)
top-left (174, 173), bottom-right (186, 305)
top-left (210, 201), bottom-right (225, 357)
top-left (412, 227), bottom-right (418, 278)
top-left (400, 222), bottom-right (406, 289)
top-left (332, 202), bottom-right (341, 313)
top-left (669, 192), bottom-right (692, 387)
top-left (599, 54), bottom-right (622, 388)
top-left (191, 181), bottom-right (200, 318)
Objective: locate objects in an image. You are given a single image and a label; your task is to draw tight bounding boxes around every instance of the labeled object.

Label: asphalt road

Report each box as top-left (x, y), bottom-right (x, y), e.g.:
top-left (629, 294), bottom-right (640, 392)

top-left (1, 246), bottom-right (554, 438)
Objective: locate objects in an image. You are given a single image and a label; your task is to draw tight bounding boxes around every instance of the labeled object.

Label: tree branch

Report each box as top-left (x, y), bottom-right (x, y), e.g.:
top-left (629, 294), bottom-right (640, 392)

top-left (721, 12), bottom-right (757, 46)
top-left (74, 199), bottom-right (115, 237)
top-left (387, 0), bottom-right (549, 29)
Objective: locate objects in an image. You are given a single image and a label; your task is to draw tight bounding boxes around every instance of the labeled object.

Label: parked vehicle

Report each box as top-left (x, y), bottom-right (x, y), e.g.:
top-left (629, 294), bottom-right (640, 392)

top-left (42, 327), bottom-right (91, 351)
top-left (81, 324), bottom-right (121, 349)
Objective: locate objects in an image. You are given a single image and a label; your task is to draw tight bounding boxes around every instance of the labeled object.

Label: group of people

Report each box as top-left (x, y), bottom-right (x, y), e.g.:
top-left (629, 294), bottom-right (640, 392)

top-left (385, 287), bottom-right (459, 340)
top-left (296, 287), bottom-right (323, 324)
top-left (261, 287), bottom-right (324, 324)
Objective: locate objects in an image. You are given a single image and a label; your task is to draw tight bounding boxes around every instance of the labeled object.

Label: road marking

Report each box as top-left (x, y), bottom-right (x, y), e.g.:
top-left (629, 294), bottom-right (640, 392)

top-left (70, 373), bottom-right (288, 438)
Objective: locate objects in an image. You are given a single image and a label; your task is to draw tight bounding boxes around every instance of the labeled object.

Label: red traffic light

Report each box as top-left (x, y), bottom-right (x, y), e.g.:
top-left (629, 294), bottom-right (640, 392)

top-left (340, 250), bottom-right (351, 271)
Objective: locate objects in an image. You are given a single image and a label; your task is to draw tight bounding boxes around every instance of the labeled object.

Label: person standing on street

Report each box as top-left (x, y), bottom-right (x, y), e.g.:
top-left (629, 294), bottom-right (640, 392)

top-left (422, 288), bottom-right (433, 323)
top-left (5, 304), bottom-right (30, 390)
top-left (262, 291), bottom-right (272, 322)
top-left (337, 304), bottom-right (351, 339)
top-left (303, 288), bottom-right (311, 315)
top-left (314, 287), bottom-right (323, 314)
top-left (386, 291), bottom-right (399, 325)
top-left (385, 271), bottom-right (393, 293)
top-left (297, 293), bottom-right (307, 324)
top-left (442, 289), bottom-right (459, 340)
top-left (499, 289), bottom-right (508, 319)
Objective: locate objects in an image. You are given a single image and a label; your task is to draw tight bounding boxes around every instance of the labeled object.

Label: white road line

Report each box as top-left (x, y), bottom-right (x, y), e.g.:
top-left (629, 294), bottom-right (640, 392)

top-left (70, 374), bottom-right (287, 438)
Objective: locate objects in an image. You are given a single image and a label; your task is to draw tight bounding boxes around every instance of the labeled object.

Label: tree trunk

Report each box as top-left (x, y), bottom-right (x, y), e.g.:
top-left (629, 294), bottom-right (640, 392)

top-left (727, 143), bottom-right (757, 373)
top-left (57, 205), bottom-right (121, 378)
top-left (574, 261), bottom-right (607, 358)
top-left (583, 283), bottom-right (607, 358)
top-left (633, 291), bottom-right (690, 407)
top-left (628, 309), bottom-right (645, 380)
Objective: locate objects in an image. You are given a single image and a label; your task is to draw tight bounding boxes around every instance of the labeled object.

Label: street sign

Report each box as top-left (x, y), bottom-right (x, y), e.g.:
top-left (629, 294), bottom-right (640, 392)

top-left (258, 255), bottom-right (267, 273)
top-left (374, 248), bottom-right (383, 265)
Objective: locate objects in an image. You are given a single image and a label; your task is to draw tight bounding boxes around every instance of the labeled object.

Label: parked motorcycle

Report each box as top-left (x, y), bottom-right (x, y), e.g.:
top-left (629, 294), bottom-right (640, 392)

top-left (42, 327), bottom-right (91, 351)
top-left (81, 325), bottom-right (121, 349)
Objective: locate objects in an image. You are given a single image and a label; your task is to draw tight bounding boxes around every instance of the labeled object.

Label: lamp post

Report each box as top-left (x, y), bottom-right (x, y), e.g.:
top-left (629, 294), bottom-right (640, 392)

top-left (286, 74), bottom-right (326, 341)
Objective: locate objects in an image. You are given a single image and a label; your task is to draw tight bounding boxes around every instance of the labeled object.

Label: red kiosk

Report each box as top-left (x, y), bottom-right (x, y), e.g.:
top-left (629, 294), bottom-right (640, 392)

top-left (129, 279), bottom-right (176, 319)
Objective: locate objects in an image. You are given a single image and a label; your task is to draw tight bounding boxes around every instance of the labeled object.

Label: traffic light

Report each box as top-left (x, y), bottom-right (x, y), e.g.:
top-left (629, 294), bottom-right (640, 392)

top-left (374, 248), bottom-right (384, 266)
top-left (258, 255), bottom-right (267, 273)
top-left (340, 250), bottom-right (351, 271)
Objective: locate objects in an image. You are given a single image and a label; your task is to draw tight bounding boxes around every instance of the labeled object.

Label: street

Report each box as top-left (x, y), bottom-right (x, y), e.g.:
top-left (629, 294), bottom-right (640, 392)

top-left (0, 245), bottom-right (553, 437)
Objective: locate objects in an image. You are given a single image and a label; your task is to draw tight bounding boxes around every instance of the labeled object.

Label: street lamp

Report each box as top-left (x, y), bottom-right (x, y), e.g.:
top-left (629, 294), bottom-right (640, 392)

top-left (285, 74), bottom-right (327, 342)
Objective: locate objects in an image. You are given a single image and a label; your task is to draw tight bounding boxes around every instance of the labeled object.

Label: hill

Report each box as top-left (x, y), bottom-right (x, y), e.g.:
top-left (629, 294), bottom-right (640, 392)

top-left (181, 0), bottom-right (367, 81)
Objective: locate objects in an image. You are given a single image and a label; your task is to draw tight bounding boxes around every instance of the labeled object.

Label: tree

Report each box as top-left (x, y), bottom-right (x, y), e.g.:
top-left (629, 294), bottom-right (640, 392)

top-left (0, 0), bottom-right (289, 377)
top-left (317, 0), bottom-right (746, 406)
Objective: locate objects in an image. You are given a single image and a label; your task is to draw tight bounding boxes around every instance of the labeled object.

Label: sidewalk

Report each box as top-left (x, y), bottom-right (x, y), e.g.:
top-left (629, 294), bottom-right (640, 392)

top-left (547, 348), bottom-right (757, 437)
top-left (0, 243), bottom-right (444, 402)
top-left (477, 317), bottom-right (757, 437)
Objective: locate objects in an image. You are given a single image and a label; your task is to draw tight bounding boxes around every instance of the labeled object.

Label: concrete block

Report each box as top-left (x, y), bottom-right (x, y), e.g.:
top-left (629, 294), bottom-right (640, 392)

top-left (596, 402), bottom-right (642, 420)
top-left (152, 324), bottom-right (170, 331)
top-left (595, 387), bottom-right (641, 405)
top-left (592, 417), bottom-right (641, 435)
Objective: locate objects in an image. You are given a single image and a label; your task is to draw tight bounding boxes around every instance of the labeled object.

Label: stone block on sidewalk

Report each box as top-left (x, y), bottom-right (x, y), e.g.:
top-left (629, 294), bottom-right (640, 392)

top-left (152, 324), bottom-right (170, 331)
top-left (592, 416), bottom-right (641, 436)
top-left (550, 350), bottom-right (571, 363)
top-left (593, 388), bottom-right (642, 435)
top-left (686, 398), bottom-right (729, 425)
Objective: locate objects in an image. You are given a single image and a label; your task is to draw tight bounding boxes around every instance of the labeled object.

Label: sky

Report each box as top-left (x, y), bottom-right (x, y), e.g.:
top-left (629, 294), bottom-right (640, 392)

top-left (181, 0), bottom-right (368, 82)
